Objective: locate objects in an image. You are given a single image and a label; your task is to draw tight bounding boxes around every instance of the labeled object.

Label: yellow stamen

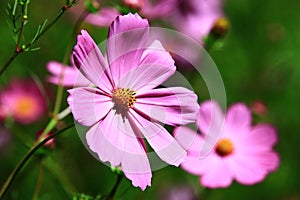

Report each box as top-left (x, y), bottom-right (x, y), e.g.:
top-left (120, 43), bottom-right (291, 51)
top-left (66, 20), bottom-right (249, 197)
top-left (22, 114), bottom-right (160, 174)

top-left (112, 88), bottom-right (136, 111)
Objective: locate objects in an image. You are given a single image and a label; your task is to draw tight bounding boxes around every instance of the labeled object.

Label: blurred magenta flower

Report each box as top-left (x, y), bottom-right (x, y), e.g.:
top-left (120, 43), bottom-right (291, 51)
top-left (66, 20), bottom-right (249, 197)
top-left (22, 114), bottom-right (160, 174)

top-left (46, 61), bottom-right (91, 87)
top-left (85, 7), bottom-right (120, 27)
top-left (140, 0), bottom-right (177, 19)
top-left (0, 79), bottom-right (47, 124)
top-left (169, 0), bottom-right (224, 43)
top-left (67, 13), bottom-right (199, 190)
top-left (174, 101), bottom-right (279, 188)
top-left (85, 0), bottom-right (176, 27)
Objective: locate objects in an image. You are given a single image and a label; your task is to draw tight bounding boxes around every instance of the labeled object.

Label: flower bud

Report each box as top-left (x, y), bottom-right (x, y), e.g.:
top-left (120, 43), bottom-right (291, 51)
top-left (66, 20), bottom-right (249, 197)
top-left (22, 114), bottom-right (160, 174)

top-left (210, 17), bottom-right (229, 38)
top-left (36, 131), bottom-right (56, 149)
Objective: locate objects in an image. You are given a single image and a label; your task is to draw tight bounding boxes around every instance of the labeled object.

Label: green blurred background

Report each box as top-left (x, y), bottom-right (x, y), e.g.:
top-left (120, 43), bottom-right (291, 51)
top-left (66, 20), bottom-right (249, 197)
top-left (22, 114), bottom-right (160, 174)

top-left (0, 0), bottom-right (300, 199)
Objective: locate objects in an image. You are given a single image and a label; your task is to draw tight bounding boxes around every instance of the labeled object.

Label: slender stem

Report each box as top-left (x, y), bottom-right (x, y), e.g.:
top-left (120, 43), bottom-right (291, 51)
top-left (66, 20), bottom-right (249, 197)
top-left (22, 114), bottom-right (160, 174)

top-left (15, 4), bottom-right (27, 53)
top-left (0, 124), bottom-right (75, 199)
top-left (32, 161), bottom-right (44, 200)
top-left (0, 4), bottom-right (71, 77)
top-left (57, 107), bottom-right (71, 120)
top-left (107, 175), bottom-right (123, 200)
top-left (0, 52), bottom-right (19, 76)
top-left (37, 118), bottom-right (57, 144)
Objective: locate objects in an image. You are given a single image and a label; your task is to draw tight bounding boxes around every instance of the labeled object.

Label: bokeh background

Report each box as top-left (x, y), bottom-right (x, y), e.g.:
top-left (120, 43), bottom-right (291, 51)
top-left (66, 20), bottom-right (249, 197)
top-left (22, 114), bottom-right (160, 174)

top-left (0, 0), bottom-right (300, 199)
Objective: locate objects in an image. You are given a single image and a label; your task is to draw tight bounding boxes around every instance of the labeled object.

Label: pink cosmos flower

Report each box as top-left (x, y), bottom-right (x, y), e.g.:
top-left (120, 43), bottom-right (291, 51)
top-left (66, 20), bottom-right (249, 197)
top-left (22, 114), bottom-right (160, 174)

top-left (67, 13), bottom-right (199, 190)
top-left (46, 61), bottom-right (91, 87)
top-left (174, 101), bottom-right (279, 188)
top-left (0, 79), bottom-right (47, 124)
top-left (169, 0), bottom-right (224, 43)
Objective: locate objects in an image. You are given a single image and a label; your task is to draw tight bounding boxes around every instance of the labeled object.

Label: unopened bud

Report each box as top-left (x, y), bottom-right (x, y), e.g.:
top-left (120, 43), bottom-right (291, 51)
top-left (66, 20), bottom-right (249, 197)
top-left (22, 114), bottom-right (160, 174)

top-left (210, 17), bottom-right (229, 38)
top-left (251, 100), bottom-right (267, 116)
top-left (84, 0), bottom-right (100, 13)
top-left (36, 131), bottom-right (55, 149)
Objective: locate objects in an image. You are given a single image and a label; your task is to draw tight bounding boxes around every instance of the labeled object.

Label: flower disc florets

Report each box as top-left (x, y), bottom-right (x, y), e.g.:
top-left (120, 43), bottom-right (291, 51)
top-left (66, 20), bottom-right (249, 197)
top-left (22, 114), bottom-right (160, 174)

top-left (215, 138), bottom-right (234, 157)
top-left (112, 88), bottom-right (136, 111)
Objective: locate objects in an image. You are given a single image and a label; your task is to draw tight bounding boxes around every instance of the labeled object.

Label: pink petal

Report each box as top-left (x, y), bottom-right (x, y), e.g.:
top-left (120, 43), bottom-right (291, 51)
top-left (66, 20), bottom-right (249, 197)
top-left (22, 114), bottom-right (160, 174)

top-left (238, 124), bottom-right (278, 153)
top-left (196, 100), bottom-right (225, 157)
top-left (198, 100), bottom-right (225, 135)
top-left (225, 103), bottom-right (252, 133)
top-left (175, 126), bottom-right (233, 187)
top-left (227, 153), bottom-right (268, 185)
top-left (250, 151), bottom-right (280, 172)
top-left (129, 109), bottom-right (187, 166)
top-left (200, 156), bottom-right (233, 188)
top-left (85, 7), bottom-right (120, 27)
top-left (173, 126), bottom-right (203, 155)
top-left (86, 111), bottom-right (151, 190)
top-left (117, 40), bottom-right (176, 91)
top-left (106, 13), bottom-right (149, 84)
top-left (134, 87), bottom-right (199, 126)
top-left (174, 126), bottom-right (217, 175)
top-left (67, 87), bottom-right (112, 126)
top-left (72, 30), bottom-right (114, 93)
top-left (46, 61), bottom-right (91, 87)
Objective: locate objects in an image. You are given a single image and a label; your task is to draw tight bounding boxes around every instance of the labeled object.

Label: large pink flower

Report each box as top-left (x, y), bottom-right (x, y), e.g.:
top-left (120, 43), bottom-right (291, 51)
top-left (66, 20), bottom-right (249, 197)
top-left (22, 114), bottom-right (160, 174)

top-left (174, 101), bottom-right (280, 188)
top-left (67, 13), bottom-right (199, 190)
top-left (0, 78), bottom-right (47, 124)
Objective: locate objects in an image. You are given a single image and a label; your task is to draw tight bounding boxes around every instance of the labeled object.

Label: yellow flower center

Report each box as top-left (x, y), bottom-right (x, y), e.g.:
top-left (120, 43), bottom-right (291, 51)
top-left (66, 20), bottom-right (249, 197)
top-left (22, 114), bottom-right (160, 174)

top-left (112, 88), bottom-right (136, 111)
top-left (14, 96), bottom-right (36, 117)
top-left (215, 138), bottom-right (234, 157)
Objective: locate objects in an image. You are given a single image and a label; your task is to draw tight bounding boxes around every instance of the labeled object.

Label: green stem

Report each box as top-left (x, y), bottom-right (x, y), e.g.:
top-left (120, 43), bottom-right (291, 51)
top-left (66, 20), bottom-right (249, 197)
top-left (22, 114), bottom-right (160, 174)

top-left (32, 161), bottom-right (44, 200)
top-left (0, 124), bottom-right (75, 199)
top-left (107, 175), bottom-right (123, 200)
top-left (15, 3), bottom-right (27, 53)
top-left (37, 118), bottom-right (57, 144)
top-left (0, 52), bottom-right (19, 76)
top-left (0, 4), bottom-right (72, 77)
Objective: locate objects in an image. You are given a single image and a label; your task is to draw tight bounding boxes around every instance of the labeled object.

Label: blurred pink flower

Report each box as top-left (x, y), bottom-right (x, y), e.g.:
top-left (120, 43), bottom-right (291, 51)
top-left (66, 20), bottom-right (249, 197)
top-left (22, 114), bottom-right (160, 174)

top-left (85, 7), bottom-right (120, 27)
top-left (85, 0), bottom-right (176, 27)
top-left (0, 79), bottom-right (47, 124)
top-left (169, 0), bottom-right (224, 43)
top-left (46, 61), bottom-right (91, 87)
top-left (67, 13), bottom-right (199, 190)
top-left (174, 101), bottom-right (279, 188)
top-left (140, 0), bottom-right (177, 19)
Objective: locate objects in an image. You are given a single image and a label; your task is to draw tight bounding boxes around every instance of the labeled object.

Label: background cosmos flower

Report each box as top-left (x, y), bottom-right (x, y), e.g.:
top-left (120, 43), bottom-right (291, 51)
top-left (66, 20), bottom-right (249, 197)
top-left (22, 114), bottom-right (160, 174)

top-left (174, 100), bottom-right (280, 188)
top-left (46, 60), bottom-right (91, 87)
top-left (0, 78), bottom-right (47, 124)
top-left (67, 13), bottom-right (199, 190)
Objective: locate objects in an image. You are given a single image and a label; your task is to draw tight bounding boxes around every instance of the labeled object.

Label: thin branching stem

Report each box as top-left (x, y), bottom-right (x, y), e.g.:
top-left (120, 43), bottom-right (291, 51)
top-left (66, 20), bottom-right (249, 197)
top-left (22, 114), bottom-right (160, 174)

top-left (0, 4), bottom-right (72, 77)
